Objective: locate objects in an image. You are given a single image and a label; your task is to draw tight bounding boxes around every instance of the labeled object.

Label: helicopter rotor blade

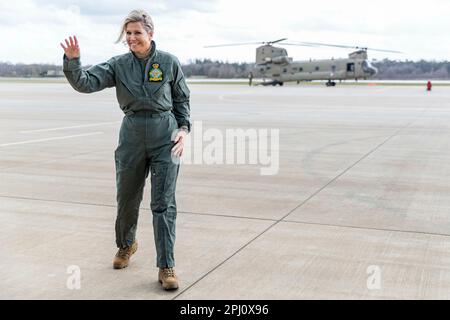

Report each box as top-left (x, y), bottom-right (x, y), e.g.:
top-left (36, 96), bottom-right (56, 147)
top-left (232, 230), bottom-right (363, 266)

top-left (290, 41), bottom-right (403, 54)
top-left (268, 38), bottom-right (288, 44)
top-left (361, 47), bottom-right (403, 54)
top-left (204, 42), bottom-right (265, 48)
top-left (295, 41), bottom-right (356, 49)
top-left (278, 42), bottom-right (318, 47)
top-left (204, 38), bottom-right (289, 48)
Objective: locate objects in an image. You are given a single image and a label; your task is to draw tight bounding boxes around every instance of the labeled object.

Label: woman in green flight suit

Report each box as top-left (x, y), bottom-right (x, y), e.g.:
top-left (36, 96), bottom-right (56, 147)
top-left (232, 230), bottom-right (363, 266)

top-left (60, 9), bottom-right (190, 291)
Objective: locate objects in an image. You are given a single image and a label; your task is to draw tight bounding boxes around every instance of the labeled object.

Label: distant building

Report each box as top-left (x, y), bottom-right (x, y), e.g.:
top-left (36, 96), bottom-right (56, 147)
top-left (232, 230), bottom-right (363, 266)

top-left (46, 70), bottom-right (64, 77)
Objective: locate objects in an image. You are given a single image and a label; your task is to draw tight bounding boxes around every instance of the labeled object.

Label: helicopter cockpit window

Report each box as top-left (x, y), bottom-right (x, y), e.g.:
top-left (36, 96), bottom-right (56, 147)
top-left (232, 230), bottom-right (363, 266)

top-left (347, 63), bottom-right (355, 72)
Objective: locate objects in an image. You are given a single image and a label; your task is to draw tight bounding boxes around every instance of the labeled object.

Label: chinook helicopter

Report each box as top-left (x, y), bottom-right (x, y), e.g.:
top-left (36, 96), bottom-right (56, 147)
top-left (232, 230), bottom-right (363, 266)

top-left (205, 39), bottom-right (402, 86)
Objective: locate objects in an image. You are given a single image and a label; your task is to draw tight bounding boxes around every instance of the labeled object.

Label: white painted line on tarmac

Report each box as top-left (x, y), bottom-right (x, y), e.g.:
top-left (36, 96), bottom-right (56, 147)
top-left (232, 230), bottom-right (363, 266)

top-left (0, 132), bottom-right (104, 147)
top-left (20, 121), bottom-right (120, 134)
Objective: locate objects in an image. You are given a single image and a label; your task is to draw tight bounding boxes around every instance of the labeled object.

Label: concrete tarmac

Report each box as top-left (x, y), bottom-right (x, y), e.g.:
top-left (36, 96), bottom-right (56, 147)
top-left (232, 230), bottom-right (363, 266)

top-left (1, 81), bottom-right (450, 299)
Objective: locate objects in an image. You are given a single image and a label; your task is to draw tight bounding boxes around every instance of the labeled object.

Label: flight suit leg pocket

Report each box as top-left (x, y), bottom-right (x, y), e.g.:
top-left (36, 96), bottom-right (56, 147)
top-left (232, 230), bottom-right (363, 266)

top-left (150, 163), bottom-right (179, 214)
top-left (115, 144), bottom-right (135, 170)
top-left (115, 128), bottom-right (144, 170)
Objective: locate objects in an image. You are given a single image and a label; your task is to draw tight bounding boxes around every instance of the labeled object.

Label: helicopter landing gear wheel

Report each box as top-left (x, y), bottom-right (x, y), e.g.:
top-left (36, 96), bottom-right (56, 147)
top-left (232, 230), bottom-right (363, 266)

top-left (326, 80), bottom-right (336, 87)
top-left (279, 82), bottom-right (284, 86)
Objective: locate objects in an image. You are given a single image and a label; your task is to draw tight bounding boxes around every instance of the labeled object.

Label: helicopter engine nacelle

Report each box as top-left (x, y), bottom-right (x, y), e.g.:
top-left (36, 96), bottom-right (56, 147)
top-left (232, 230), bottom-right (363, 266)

top-left (270, 56), bottom-right (290, 65)
top-left (349, 50), bottom-right (368, 59)
top-left (256, 45), bottom-right (289, 65)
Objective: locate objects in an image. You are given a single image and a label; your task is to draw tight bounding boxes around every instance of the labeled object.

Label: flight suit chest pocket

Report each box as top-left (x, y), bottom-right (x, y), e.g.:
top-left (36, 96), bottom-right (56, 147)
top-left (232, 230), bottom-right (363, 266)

top-left (144, 80), bottom-right (173, 104)
top-left (145, 64), bottom-right (172, 99)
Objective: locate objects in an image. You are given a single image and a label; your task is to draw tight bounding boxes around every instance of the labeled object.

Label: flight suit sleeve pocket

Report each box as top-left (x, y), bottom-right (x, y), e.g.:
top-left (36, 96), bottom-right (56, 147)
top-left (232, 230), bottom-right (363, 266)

top-left (174, 79), bottom-right (190, 99)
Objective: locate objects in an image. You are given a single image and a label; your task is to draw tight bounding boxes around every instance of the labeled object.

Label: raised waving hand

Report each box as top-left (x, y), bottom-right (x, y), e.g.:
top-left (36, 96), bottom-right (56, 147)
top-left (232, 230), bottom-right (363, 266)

top-left (60, 35), bottom-right (80, 59)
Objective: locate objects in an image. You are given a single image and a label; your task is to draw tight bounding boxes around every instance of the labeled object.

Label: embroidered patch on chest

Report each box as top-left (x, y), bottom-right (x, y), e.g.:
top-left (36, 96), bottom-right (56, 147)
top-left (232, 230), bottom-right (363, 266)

top-left (149, 63), bottom-right (163, 82)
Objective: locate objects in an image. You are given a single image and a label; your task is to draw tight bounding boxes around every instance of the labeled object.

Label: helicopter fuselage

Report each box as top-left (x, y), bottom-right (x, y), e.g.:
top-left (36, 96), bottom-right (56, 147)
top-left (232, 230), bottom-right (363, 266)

top-left (255, 45), bottom-right (377, 85)
top-left (205, 40), bottom-right (395, 86)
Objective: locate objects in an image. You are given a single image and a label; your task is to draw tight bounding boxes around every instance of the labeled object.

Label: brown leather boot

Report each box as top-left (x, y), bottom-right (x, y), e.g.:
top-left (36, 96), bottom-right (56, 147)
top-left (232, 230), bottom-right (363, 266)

top-left (158, 267), bottom-right (179, 290)
top-left (113, 241), bottom-right (138, 269)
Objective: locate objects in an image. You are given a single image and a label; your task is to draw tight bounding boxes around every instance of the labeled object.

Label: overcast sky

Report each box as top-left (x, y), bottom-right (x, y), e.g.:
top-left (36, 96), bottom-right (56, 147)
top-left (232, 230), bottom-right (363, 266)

top-left (1, 0), bottom-right (449, 65)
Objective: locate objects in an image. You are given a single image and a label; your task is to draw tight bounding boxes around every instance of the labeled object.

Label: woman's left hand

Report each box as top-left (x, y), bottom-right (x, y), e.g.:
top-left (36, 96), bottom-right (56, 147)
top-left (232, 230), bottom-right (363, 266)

top-left (171, 130), bottom-right (187, 157)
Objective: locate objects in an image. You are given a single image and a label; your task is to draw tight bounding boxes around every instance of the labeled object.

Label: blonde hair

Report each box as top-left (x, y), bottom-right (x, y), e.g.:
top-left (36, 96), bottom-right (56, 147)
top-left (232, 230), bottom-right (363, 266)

top-left (116, 9), bottom-right (154, 43)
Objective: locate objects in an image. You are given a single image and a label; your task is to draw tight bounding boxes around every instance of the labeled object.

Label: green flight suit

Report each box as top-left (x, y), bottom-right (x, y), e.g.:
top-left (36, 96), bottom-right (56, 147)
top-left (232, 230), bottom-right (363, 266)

top-left (63, 41), bottom-right (190, 268)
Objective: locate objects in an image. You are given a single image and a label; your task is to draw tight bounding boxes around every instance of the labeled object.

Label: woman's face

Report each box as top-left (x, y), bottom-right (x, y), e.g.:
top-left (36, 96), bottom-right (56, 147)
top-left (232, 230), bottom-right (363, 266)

top-left (125, 22), bottom-right (153, 54)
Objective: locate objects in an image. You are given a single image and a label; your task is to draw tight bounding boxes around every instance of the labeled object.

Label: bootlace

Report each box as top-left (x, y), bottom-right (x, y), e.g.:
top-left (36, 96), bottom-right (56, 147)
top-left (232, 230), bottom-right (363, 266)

top-left (163, 268), bottom-right (175, 278)
top-left (117, 247), bottom-right (131, 259)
